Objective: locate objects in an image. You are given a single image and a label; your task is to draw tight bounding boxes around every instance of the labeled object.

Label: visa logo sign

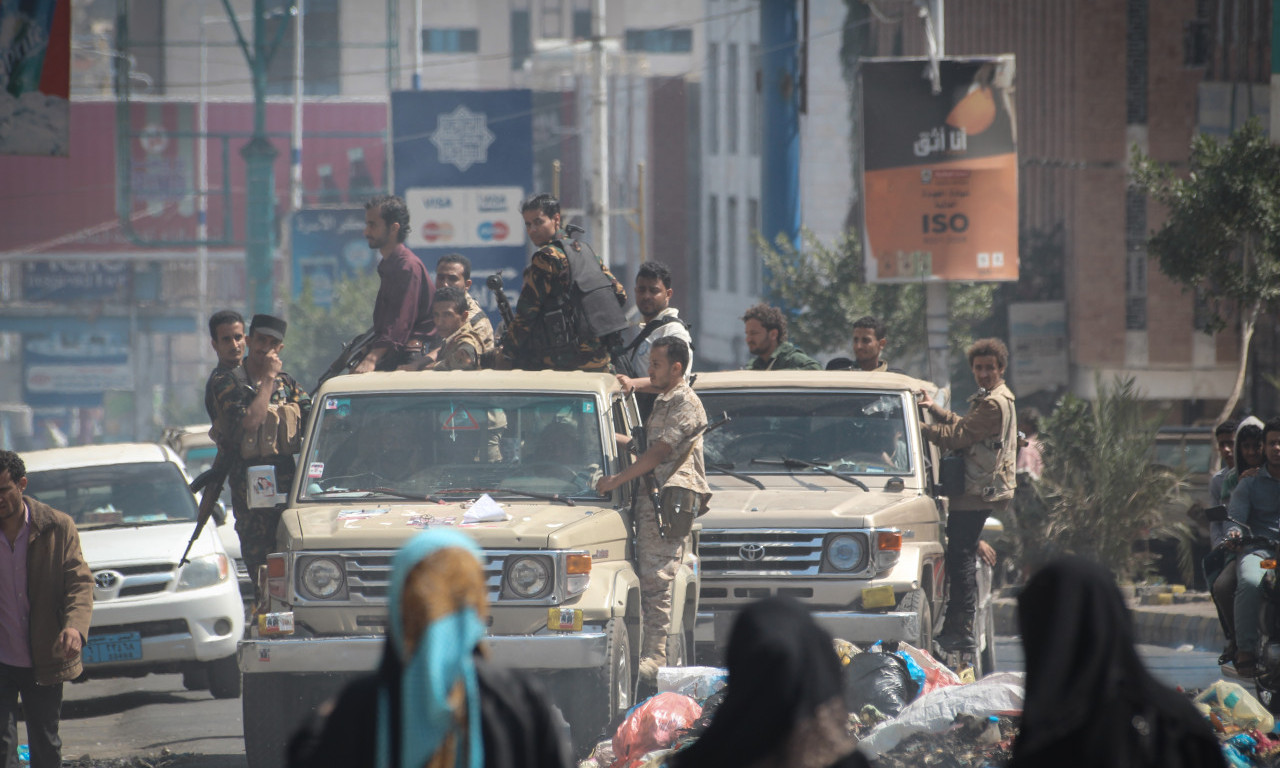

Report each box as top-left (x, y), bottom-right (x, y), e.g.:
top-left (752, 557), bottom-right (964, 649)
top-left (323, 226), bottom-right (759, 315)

top-left (420, 197), bottom-right (454, 209)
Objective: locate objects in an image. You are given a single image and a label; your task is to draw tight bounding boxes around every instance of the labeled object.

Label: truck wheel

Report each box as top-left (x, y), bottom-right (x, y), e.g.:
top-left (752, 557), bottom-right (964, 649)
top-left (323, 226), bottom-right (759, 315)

top-left (665, 627), bottom-right (692, 668)
top-left (207, 654), bottom-right (242, 699)
top-left (896, 588), bottom-right (933, 652)
top-left (559, 618), bottom-right (631, 758)
top-left (182, 666), bottom-right (209, 691)
top-left (243, 673), bottom-right (290, 768)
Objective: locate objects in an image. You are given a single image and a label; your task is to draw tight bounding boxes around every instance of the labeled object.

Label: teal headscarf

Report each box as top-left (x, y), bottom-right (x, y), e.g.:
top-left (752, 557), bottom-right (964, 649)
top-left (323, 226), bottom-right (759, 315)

top-left (376, 529), bottom-right (487, 768)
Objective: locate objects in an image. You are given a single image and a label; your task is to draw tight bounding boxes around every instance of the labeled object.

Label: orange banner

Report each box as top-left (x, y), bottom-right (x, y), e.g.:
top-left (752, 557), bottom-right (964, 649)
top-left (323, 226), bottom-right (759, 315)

top-left (864, 154), bottom-right (1018, 281)
top-left (860, 57), bottom-right (1018, 283)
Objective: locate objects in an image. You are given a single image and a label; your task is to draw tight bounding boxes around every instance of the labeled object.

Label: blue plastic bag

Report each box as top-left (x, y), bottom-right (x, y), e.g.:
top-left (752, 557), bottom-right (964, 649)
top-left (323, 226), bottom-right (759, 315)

top-left (894, 650), bottom-right (927, 700)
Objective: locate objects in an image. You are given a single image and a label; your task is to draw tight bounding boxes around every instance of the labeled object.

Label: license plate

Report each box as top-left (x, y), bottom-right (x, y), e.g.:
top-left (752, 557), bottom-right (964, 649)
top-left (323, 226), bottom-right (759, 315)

top-left (83, 632), bottom-right (142, 664)
top-left (547, 607), bottom-right (583, 632)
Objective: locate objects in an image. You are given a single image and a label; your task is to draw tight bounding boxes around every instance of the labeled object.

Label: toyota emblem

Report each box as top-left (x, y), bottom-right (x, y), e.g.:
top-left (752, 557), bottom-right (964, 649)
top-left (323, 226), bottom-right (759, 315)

top-left (94, 571), bottom-right (119, 589)
top-left (738, 543), bottom-right (766, 561)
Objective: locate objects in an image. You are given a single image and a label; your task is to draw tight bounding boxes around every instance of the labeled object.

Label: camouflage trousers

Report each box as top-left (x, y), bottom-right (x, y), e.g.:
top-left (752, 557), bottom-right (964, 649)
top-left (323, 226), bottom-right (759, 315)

top-left (234, 504), bottom-right (284, 599)
top-left (635, 495), bottom-right (687, 665)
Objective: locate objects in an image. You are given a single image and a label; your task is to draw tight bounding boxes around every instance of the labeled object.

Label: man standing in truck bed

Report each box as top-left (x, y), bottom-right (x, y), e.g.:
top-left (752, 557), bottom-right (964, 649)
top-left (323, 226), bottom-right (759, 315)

top-left (597, 337), bottom-right (709, 688)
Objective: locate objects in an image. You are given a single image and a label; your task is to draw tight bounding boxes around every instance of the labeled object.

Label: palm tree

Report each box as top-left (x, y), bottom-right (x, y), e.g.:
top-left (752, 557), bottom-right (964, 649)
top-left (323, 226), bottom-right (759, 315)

top-left (1031, 376), bottom-right (1187, 581)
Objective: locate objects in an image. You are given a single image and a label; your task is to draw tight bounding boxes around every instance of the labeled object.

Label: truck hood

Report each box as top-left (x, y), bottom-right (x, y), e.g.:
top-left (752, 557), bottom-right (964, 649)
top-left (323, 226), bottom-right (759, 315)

top-left (79, 522), bottom-right (222, 566)
top-left (701, 479), bottom-right (934, 529)
top-left (288, 500), bottom-right (624, 550)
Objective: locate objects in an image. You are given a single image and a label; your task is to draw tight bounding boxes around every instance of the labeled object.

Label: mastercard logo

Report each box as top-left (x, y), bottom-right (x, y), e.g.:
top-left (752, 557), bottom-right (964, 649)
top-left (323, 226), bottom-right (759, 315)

top-left (477, 221), bottom-right (510, 241)
top-left (421, 221), bottom-right (454, 242)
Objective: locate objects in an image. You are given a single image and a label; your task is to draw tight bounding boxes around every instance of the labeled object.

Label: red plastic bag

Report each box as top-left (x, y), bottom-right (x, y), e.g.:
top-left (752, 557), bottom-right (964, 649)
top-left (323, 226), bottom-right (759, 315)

top-left (612, 692), bottom-right (703, 767)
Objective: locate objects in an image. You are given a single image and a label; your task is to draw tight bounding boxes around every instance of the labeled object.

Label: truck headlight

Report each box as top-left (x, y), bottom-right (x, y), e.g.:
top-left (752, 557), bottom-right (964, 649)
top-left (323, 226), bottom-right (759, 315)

top-left (298, 556), bottom-right (346, 600)
top-left (505, 556), bottom-right (552, 599)
top-left (177, 554), bottom-right (230, 591)
top-left (824, 534), bottom-right (865, 572)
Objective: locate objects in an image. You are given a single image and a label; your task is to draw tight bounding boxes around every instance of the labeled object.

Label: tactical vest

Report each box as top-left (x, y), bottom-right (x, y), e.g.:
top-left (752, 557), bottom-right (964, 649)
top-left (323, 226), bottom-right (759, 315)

top-left (534, 236), bottom-right (629, 355)
top-left (962, 383), bottom-right (1018, 503)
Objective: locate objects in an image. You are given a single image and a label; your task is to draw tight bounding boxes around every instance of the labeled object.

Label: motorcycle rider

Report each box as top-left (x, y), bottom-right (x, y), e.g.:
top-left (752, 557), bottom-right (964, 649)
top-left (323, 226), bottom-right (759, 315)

top-left (1208, 417), bottom-right (1263, 671)
top-left (1224, 416), bottom-right (1280, 677)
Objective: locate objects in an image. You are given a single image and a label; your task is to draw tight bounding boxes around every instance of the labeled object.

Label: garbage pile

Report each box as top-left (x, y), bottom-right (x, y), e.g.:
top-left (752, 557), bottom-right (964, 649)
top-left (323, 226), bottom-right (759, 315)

top-left (577, 641), bottom-right (1025, 768)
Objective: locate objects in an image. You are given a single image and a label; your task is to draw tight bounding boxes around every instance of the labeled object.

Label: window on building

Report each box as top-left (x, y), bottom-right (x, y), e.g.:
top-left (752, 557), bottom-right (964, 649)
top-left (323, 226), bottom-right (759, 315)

top-left (727, 196), bottom-right (739, 292)
top-left (748, 44), bottom-right (761, 155)
top-left (422, 28), bottom-right (480, 53)
top-left (541, 0), bottom-right (564, 38)
top-left (748, 197), bottom-right (760, 295)
top-left (707, 43), bottom-right (720, 155)
top-left (573, 9), bottom-right (592, 39)
top-left (726, 43), bottom-right (739, 154)
top-left (623, 28), bottom-right (693, 53)
top-left (512, 11), bottom-right (532, 69)
top-left (265, 0), bottom-right (340, 96)
top-left (708, 195), bottom-right (720, 290)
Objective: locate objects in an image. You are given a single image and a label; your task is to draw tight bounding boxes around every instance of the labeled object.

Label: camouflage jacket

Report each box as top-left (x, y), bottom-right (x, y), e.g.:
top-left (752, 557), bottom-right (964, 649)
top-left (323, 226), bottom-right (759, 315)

top-left (500, 237), bottom-right (627, 372)
top-left (209, 361), bottom-right (312, 491)
top-left (432, 324), bottom-right (487, 371)
top-left (647, 381), bottom-right (711, 495)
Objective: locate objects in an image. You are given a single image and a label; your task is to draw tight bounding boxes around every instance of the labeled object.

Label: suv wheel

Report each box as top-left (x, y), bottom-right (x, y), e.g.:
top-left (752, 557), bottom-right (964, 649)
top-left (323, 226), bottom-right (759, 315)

top-left (182, 666), bottom-right (209, 691)
top-left (897, 587), bottom-right (933, 652)
top-left (558, 617), bottom-right (632, 758)
top-left (208, 654), bottom-right (242, 699)
top-left (666, 627), bottom-right (692, 668)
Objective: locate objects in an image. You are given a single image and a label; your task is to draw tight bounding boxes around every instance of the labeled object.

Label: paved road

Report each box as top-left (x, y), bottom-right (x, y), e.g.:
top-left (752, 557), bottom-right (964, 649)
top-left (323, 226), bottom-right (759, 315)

top-left (18, 638), bottom-right (1226, 766)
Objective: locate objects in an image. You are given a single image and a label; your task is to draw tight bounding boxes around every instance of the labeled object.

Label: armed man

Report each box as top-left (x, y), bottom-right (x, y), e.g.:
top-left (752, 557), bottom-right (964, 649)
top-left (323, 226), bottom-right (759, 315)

top-left (597, 337), bottom-right (709, 690)
top-left (499, 194), bottom-right (628, 372)
top-left (355, 195), bottom-right (434, 372)
top-left (191, 310), bottom-right (247, 530)
top-left (208, 314), bottom-right (311, 598)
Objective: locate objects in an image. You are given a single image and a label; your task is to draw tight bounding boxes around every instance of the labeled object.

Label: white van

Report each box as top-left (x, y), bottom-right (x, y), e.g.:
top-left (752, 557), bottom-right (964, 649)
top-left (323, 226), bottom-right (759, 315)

top-left (21, 443), bottom-right (245, 698)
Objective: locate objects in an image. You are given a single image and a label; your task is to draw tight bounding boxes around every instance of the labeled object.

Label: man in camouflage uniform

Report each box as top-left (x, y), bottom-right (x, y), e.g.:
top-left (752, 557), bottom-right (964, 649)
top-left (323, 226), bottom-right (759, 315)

top-left (500, 194), bottom-right (626, 372)
top-left (597, 337), bottom-right (709, 686)
top-left (195, 310), bottom-right (247, 521)
top-left (208, 314), bottom-right (310, 597)
top-left (436, 254), bottom-right (494, 352)
top-left (410, 287), bottom-right (488, 371)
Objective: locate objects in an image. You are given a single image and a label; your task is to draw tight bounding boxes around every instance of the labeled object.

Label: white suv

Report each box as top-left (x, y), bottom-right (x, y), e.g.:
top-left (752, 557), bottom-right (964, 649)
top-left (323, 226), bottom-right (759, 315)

top-left (21, 443), bottom-right (245, 698)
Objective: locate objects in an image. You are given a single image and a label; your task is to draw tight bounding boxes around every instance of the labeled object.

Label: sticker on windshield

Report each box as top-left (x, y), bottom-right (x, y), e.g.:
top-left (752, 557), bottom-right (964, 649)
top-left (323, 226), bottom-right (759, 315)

top-left (307, 462), bottom-right (324, 478)
top-left (407, 513), bottom-right (457, 529)
top-left (442, 407), bottom-right (480, 431)
top-left (582, 399), bottom-right (595, 414)
top-left (325, 397), bottom-right (351, 417)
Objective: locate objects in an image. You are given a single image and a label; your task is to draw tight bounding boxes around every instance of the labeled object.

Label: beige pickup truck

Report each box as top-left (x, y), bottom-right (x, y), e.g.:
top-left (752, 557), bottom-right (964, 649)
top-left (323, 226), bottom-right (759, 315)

top-left (692, 370), bottom-right (995, 673)
top-left (237, 370), bottom-right (698, 766)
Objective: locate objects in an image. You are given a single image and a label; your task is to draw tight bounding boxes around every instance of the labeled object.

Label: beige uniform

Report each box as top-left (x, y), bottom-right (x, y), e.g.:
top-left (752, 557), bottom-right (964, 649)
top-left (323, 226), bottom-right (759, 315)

top-left (636, 381), bottom-right (710, 665)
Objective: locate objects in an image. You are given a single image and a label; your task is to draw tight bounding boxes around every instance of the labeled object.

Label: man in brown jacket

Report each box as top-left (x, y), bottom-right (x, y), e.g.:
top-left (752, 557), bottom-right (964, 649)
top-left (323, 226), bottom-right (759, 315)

top-left (0, 450), bottom-right (94, 768)
top-left (918, 339), bottom-right (1017, 653)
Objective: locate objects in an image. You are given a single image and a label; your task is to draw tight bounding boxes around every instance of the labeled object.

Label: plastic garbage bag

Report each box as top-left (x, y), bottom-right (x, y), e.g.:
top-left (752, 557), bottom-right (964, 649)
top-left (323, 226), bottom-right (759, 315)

top-left (857, 670), bottom-right (1026, 758)
top-left (612, 692), bottom-right (702, 768)
top-left (895, 641), bottom-right (963, 695)
top-left (894, 650), bottom-right (927, 699)
top-left (1194, 680), bottom-right (1275, 733)
top-left (843, 650), bottom-right (919, 717)
top-left (656, 666), bottom-right (727, 701)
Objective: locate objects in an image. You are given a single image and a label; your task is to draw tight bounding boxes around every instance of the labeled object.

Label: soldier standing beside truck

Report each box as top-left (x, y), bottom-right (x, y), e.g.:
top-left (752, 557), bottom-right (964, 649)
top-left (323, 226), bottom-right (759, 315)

top-left (597, 337), bottom-right (709, 686)
top-left (918, 338), bottom-right (1017, 653)
top-left (209, 315), bottom-right (311, 597)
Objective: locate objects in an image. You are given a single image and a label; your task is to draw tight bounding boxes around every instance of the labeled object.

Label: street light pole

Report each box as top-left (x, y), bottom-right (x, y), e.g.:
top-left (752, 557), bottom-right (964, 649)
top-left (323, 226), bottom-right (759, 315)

top-left (923, 0), bottom-right (949, 392)
top-left (590, 0), bottom-right (610, 265)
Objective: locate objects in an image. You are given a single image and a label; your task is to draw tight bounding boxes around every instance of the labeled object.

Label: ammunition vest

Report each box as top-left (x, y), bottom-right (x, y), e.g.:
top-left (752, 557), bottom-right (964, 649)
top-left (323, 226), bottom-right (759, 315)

top-left (533, 236), bottom-right (628, 355)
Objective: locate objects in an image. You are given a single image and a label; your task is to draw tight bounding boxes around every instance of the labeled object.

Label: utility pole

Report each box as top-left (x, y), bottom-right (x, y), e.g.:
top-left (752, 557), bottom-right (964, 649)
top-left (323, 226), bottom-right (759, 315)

top-left (1272, 0), bottom-right (1279, 144)
top-left (291, 0), bottom-right (305, 212)
top-left (590, 0), bottom-right (610, 265)
top-left (923, 0), bottom-right (950, 392)
top-left (221, 0), bottom-right (290, 316)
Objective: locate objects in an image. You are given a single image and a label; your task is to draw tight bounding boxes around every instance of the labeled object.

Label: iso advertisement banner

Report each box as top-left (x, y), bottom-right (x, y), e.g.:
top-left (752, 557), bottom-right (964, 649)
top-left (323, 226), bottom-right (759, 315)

top-left (860, 57), bottom-right (1018, 283)
top-left (391, 90), bottom-right (533, 323)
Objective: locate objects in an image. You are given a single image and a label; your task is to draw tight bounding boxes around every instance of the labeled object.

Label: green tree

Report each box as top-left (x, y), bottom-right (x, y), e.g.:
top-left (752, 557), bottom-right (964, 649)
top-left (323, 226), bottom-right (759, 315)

top-left (1031, 376), bottom-right (1186, 580)
top-left (286, 272), bottom-right (381, 391)
top-left (1131, 118), bottom-right (1280, 422)
top-left (759, 229), bottom-right (996, 379)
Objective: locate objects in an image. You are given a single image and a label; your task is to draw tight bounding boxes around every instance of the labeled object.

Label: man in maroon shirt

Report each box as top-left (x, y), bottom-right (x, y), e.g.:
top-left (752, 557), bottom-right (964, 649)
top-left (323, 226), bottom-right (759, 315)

top-left (354, 195), bottom-right (434, 372)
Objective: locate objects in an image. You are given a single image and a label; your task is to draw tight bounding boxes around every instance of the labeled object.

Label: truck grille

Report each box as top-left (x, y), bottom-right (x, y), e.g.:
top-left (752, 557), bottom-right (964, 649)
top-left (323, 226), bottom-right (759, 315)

top-left (335, 551), bottom-right (507, 605)
top-left (92, 563), bottom-right (175, 601)
top-left (699, 529), bottom-right (868, 577)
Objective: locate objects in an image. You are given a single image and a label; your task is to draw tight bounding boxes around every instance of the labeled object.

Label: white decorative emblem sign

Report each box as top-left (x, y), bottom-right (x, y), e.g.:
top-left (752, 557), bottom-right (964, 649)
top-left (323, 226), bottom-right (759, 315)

top-left (429, 105), bottom-right (496, 172)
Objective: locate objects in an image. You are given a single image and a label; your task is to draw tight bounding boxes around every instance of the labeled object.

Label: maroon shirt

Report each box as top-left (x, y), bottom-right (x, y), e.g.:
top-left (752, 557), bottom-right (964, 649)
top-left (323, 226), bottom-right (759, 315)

top-left (372, 243), bottom-right (434, 350)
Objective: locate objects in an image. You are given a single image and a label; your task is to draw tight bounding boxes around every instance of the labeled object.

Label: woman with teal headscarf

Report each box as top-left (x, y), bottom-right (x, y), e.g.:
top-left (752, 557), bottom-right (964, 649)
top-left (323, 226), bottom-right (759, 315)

top-left (289, 529), bottom-right (572, 768)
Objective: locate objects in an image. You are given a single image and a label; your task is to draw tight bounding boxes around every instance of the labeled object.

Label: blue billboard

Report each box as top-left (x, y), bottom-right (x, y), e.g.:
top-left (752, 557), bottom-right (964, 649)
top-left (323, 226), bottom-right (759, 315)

top-left (391, 90), bottom-right (534, 322)
top-left (290, 206), bottom-right (379, 306)
top-left (23, 331), bottom-right (132, 408)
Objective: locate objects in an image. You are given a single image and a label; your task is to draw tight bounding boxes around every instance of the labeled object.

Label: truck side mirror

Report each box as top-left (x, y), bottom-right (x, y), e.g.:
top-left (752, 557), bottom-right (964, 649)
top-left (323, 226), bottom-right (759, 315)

top-left (212, 500), bottom-right (228, 526)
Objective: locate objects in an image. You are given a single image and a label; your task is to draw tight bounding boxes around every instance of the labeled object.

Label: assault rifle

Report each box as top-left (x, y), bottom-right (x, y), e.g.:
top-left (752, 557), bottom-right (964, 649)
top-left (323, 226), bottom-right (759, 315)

top-left (314, 327), bottom-right (376, 392)
top-left (642, 411), bottom-right (731, 538)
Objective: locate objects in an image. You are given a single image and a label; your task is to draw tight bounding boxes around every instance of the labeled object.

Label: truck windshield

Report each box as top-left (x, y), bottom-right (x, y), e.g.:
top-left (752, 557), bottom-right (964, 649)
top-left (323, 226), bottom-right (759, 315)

top-left (698, 390), bottom-right (914, 474)
top-left (25, 462), bottom-right (200, 530)
top-left (301, 391), bottom-right (609, 501)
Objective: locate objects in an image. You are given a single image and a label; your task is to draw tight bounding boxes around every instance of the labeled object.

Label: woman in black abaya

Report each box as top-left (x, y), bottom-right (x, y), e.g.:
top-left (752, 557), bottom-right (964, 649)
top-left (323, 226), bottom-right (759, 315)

top-left (670, 596), bottom-right (869, 768)
top-left (1010, 556), bottom-right (1225, 768)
